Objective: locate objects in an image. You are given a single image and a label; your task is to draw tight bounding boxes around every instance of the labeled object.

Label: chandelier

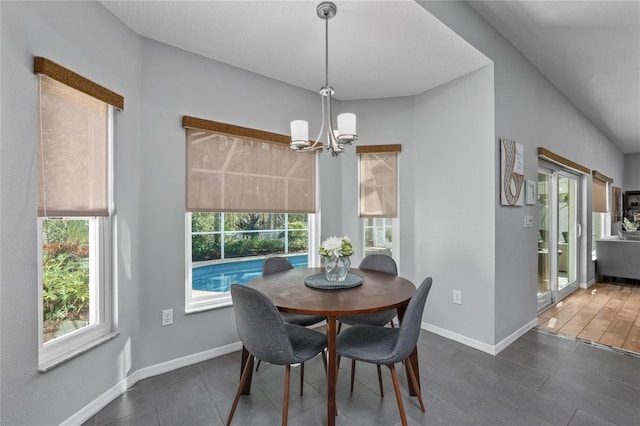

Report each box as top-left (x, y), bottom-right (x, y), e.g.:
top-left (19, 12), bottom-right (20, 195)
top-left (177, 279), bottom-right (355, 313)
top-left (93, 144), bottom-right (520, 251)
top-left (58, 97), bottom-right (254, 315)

top-left (290, 2), bottom-right (357, 156)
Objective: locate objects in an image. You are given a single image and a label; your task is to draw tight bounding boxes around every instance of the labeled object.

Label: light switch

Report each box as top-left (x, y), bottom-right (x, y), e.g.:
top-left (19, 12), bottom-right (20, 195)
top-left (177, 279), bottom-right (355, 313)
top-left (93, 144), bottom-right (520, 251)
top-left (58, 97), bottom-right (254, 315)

top-left (524, 215), bottom-right (533, 228)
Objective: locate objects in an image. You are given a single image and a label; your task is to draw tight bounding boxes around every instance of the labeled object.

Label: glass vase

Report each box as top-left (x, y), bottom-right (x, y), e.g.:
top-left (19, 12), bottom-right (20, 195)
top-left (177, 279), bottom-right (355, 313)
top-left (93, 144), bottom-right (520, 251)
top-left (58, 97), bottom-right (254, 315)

top-left (322, 255), bottom-right (351, 282)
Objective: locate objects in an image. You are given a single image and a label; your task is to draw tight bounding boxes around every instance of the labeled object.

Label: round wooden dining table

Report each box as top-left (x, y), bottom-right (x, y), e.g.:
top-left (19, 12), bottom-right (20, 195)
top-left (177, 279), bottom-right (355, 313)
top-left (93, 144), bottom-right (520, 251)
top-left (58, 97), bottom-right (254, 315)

top-left (243, 267), bottom-right (418, 426)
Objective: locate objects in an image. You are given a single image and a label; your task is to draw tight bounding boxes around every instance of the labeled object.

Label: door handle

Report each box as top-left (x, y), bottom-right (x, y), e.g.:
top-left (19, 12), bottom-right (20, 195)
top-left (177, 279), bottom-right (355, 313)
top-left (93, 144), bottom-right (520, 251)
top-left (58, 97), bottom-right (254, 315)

top-left (577, 223), bottom-right (582, 238)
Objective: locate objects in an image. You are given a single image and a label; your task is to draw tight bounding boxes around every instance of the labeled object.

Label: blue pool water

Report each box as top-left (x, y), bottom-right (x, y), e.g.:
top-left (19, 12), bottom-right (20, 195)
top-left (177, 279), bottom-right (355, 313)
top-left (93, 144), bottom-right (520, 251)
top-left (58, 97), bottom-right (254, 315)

top-left (192, 254), bottom-right (308, 293)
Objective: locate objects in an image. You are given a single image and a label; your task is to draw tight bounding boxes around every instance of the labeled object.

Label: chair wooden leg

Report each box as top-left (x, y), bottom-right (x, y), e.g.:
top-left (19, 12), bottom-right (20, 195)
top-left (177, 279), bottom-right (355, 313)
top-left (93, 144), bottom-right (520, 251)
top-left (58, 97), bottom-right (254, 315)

top-left (389, 364), bottom-right (408, 426)
top-left (405, 358), bottom-right (425, 412)
top-left (350, 359), bottom-right (356, 393)
top-left (255, 359), bottom-right (261, 372)
top-left (299, 362), bottom-right (304, 396)
top-left (376, 365), bottom-right (384, 397)
top-left (283, 364), bottom-right (290, 426)
top-left (227, 354), bottom-right (254, 426)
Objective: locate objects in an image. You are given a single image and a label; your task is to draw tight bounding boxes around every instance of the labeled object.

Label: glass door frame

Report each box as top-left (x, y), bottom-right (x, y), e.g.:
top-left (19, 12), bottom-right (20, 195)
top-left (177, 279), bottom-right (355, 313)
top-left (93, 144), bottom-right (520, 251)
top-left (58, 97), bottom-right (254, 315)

top-left (537, 162), bottom-right (583, 311)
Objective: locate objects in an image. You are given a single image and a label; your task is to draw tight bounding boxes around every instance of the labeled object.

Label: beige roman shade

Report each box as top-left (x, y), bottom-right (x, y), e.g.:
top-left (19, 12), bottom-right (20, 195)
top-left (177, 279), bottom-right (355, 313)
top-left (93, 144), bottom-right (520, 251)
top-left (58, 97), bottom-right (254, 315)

top-left (37, 75), bottom-right (110, 217)
top-left (612, 186), bottom-right (622, 222)
top-left (592, 170), bottom-right (613, 213)
top-left (184, 117), bottom-right (316, 213)
top-left (357, 144), bottom-right (401, 218)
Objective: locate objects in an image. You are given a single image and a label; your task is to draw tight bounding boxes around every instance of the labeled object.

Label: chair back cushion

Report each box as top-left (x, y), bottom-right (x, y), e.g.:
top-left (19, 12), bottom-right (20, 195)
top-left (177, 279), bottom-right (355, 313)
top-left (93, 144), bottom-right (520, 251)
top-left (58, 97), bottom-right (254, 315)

top-left (231, 284), bottom-right (297, 365)
top-left (262, 256), bottom-right (294, 275)
top-left (358, 254), bottom-right (397, 275)
top-left (393, 277), bottom-right (433, 361)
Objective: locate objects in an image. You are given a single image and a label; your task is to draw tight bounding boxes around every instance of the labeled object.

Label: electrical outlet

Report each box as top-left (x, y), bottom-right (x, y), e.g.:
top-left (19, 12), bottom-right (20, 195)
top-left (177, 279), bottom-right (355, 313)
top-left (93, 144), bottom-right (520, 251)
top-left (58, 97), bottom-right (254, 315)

top-left (453, 289), bottom-right (462, 305)
top-left (162, 309), bottom-right (173, 326)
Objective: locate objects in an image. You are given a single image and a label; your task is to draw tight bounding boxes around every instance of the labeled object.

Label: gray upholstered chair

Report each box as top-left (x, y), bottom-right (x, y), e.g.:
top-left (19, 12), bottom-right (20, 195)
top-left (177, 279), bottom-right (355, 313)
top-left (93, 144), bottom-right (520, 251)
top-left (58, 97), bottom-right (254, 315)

top-left (255, 256), bottom-right (326, 390)
top-left (336, 277), bottom-right (433, 426)
top-left (262, 257), bottom-right (326, 327)
top-left (228, 284), bottom-right (327, 426)
top-left (337, 254), bottom-right (398, 395)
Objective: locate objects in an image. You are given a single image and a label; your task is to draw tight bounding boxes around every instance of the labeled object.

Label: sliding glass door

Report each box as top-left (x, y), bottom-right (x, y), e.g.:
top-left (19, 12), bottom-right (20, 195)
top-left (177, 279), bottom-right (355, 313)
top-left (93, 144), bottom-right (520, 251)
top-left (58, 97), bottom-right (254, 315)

top-left (537, 166), bottom-right (581, 311)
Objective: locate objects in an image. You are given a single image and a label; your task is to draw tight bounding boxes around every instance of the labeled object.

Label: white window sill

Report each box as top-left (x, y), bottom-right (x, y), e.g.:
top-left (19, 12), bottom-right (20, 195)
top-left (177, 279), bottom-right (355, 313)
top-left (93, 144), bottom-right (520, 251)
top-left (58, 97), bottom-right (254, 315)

top-left (38, 332), bottom-right (119, 373)
top-left (186, 298), bottom-right (233, 314)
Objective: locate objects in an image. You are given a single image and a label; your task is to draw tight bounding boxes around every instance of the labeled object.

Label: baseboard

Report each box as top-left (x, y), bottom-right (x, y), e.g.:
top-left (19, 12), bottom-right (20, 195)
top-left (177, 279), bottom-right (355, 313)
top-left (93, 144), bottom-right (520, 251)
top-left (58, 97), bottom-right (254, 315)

top-left (62, 341), bottom-right (243, 426)
top-left (493, 318), bottom-right (539, 354)
top-left (581, 277), bottom-right (596, 289)
top-left (421, 318), bottom-right (538, 356)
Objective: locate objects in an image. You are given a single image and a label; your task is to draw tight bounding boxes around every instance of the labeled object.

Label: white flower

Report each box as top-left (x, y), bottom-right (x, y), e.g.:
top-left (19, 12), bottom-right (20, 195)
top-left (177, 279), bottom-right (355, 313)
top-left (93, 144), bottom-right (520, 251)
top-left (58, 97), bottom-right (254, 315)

top-left (319, 236), bottom-right (354, 257)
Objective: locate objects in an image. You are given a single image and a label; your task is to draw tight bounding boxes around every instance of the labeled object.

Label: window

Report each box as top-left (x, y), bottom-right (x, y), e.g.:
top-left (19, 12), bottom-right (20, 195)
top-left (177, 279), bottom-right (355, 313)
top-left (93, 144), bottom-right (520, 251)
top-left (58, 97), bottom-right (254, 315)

top-left (591, 170), bottom-right (613, 259)
top-left (357, 145), bottom-right (401, 262)
top-left (35, 58), bottom-right (122, 371)
top-left (183, 117), bottom-right (317, 312)
top-left (186, 212), bottom-right (311, 311)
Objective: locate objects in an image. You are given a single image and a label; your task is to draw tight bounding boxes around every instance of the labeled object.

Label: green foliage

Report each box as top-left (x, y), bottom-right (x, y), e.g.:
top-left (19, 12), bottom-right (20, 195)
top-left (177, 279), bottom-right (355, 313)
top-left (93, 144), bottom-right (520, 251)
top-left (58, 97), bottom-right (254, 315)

top-left (234, 214), bottom-right (264, 239)
top-left (192, 234), bottom-right (221, 261)
top-left (42, 219), bottom-right (90, 322)
top-left (192, 212), bottom-right (219, 232)
top-left (190, 213), bottom-right (309, 261)
top-left (224, 237), bottom-right (284, 258)
top-left (288, 222), bottom-right (308, 252)
top-left (42, 248), bottom-right (89, 321)
top-left (43, 219), bottom-right (89, 245)
top-left (623, 217), bottom-right (638, 231)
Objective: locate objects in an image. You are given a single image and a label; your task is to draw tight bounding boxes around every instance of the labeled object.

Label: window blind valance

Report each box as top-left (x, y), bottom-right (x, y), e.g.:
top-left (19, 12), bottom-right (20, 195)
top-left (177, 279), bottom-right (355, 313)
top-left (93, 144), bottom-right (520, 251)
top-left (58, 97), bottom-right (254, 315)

top-left (537, 147), bottom-right (590, 175)
top-left (358, 145), bottom-right (400, 218)
top-left (34, 57), bottom-right (124, 110)
top-left (184, 117), bottom-right (316, 214)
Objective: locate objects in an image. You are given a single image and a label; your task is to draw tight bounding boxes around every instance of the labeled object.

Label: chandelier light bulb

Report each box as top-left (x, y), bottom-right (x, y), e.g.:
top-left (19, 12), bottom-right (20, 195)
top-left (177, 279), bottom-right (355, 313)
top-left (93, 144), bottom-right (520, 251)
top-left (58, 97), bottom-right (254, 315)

top-left (290, 120), bottom-right (309, 148)
top-left (337, 113), bottom-right (356, 140)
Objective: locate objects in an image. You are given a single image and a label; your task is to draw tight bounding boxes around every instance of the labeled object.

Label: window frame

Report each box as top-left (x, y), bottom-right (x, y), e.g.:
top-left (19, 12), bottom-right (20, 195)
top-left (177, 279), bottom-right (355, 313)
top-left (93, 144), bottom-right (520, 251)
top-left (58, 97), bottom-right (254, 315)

top-left (357, 147), bottom-right (401, 268)
top-left (185, 212), bottom-right (319, 313)
top-left (360, 216), bottom-right (400, 266)
top-left (37, 108), bottom-right (115, 372)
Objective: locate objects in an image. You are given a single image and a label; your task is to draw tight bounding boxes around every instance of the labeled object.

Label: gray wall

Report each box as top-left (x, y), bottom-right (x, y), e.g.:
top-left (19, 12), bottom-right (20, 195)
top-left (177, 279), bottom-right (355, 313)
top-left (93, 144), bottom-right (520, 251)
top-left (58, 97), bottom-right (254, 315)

top-left (135, 38), bottom-right (325, 368)
top-left (0, 1), bottom-right (142, 424)
top-left (624, 154), bottom-right (640, 191)
top-left (420, 1), bottom-right (625, 342)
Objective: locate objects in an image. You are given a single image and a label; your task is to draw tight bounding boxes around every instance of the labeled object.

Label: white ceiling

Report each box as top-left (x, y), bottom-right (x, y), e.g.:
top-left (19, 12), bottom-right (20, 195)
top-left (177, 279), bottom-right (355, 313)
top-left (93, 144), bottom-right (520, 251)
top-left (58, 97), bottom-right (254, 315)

top-left (100, 1), bottom-right (490, 99)
top-left (469, 1), bottom-right (640, 155)
top-left (100, 0), bottom-right (640, 154)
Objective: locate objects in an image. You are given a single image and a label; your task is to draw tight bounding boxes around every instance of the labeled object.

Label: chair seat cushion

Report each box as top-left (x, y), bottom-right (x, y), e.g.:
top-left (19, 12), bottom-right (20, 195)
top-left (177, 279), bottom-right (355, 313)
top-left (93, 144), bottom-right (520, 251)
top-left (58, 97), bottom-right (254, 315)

top-left (286, 324), bottom-right (328, 363)
top-left (281, 312), bottom-right (326, 326)
top-left (337, 309), bottom-right (396, 326)
top-left (336, 325), bottom-right (399, 364)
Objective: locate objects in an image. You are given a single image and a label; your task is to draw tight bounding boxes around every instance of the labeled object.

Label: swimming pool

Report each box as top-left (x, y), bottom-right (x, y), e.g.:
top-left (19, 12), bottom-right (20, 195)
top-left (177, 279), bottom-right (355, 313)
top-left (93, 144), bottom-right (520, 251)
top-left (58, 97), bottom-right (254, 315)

top-left (192, 254), bottom-right (308, 293)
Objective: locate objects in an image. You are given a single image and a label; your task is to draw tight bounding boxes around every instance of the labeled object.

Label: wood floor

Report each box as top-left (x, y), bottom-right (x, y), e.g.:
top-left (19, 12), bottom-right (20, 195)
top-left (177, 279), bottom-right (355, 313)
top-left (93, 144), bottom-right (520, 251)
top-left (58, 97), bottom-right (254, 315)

top-left (538, 280), bottom-right (640, 354)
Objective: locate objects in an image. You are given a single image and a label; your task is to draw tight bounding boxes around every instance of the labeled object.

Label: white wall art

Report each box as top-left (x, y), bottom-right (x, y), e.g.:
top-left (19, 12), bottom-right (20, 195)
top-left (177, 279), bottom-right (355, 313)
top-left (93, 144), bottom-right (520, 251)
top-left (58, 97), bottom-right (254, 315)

top-left (500, 137), bottom-right (524, 206)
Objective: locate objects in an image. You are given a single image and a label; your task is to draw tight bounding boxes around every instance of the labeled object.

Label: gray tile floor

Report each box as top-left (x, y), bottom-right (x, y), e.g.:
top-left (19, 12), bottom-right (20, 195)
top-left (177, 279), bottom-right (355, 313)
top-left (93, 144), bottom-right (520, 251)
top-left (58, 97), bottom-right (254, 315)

top-left (82, 329), bottom-right (640, 426)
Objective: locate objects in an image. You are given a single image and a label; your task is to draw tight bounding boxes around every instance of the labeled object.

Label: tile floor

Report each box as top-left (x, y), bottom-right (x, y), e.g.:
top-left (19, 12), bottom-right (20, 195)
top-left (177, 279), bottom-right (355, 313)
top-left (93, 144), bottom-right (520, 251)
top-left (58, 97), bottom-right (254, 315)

top-left (82, 329), bottom-right (640, 426)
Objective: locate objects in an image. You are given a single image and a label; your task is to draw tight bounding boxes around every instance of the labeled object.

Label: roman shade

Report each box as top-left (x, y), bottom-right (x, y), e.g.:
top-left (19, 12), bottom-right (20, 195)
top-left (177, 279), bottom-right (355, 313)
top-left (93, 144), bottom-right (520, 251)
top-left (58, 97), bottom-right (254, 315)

top-left (357, 144), bottom-right (401, 218)
top-left (592, 170), bottom-right (613, 213)
top-left (184, 116), bottom-right (316, 213)
top-left (37, 75), bottom-right (110, 217)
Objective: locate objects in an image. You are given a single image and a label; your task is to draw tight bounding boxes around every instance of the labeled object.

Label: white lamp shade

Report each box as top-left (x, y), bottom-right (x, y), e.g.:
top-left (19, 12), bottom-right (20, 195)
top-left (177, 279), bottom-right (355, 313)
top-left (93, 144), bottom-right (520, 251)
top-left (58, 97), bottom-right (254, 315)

top-left (337, 113), bottom-right (356, 137)
top-left (290, 120), bottom-right (309, 147)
